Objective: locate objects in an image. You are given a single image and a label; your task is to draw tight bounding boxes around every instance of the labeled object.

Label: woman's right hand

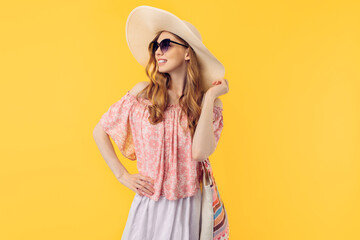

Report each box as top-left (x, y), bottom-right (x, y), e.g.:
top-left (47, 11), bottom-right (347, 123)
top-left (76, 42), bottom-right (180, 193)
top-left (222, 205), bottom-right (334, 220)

top-left (118, 172), bottom-right (155, 196)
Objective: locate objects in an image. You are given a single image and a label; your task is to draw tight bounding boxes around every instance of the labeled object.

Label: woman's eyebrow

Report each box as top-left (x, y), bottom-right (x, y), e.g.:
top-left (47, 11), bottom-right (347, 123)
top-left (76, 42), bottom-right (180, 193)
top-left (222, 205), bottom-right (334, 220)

top-left (157, 38), bottom-right (170, 43)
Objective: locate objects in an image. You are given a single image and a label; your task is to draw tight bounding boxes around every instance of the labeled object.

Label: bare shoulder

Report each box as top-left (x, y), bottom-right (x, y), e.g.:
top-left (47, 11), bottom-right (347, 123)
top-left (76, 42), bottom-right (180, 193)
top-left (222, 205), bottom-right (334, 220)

top-left (214, 97), bottom-right (223, 109)
top-left (129, 81), bottom-right (150, 98)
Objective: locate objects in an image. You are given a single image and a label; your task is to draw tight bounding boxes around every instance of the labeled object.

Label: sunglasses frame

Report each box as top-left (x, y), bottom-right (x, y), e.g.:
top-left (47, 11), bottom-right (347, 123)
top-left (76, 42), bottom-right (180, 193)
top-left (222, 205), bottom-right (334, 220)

top-left (150, 38), bottom-right (188, 54)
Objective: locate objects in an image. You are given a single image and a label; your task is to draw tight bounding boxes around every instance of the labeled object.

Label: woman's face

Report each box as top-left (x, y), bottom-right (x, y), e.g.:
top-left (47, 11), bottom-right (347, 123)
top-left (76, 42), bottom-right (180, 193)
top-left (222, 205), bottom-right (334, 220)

top-left (154, 31), bottom-right (190, 73)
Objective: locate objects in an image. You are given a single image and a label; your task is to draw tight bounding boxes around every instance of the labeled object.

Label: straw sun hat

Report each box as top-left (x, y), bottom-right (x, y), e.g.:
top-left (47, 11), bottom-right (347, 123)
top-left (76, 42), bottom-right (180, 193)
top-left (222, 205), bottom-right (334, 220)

top-left (125, 5), bottom-right (225, 92)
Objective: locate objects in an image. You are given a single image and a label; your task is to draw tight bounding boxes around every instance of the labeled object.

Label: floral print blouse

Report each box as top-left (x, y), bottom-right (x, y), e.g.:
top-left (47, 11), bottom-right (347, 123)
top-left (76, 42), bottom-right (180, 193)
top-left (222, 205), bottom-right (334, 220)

top-left (100, 90), bottom-right (224, 201)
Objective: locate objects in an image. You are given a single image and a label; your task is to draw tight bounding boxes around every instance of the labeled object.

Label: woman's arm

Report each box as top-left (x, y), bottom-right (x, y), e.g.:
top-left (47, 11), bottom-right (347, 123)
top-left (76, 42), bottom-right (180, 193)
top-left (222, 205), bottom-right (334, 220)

top-left (191, 91), bottom-right (223, 161)
top-left (93, 122), bottom-right (129, 180)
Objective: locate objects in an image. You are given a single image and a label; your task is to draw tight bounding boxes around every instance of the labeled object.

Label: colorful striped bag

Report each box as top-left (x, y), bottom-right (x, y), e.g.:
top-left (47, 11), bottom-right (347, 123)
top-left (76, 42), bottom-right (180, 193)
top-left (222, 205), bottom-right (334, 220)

top-left (199, 159), bottom-right (230, 240)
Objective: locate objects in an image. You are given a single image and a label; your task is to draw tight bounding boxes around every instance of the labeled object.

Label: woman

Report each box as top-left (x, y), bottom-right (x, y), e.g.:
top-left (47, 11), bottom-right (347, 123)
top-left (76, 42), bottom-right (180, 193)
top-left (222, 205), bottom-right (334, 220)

top-left (93, 5), bottom-right (229, 240)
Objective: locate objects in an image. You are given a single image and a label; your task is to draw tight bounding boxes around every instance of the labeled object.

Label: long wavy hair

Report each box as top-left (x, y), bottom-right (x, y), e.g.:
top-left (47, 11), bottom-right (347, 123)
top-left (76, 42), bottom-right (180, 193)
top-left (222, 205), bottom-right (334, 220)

top-left (134, 30), bottom-right (206, 139)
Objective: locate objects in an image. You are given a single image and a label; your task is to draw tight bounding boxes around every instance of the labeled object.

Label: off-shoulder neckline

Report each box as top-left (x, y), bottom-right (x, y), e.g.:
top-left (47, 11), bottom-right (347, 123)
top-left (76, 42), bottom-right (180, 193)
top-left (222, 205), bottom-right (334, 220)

top-left (125, 91), bottom-right (223, 111)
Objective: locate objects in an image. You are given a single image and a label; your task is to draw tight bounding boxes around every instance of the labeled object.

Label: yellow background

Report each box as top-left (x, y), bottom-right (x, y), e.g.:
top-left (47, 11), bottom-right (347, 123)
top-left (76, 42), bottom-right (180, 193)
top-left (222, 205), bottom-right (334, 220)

top-left (1, 0), bottom-right (360, 239)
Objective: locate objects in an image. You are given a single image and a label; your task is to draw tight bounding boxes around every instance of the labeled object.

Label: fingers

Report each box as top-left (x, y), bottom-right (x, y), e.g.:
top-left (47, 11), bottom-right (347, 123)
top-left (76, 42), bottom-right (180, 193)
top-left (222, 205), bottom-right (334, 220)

top-left (136, 187), bottom-right (145, 197)
top-left (139, 175), bottom-right (155, 185)
top-left (135, 182), bottom-right (154, 195)
top-left (212, 79), bottom-right (228, 86)
top-left (136, 188), bottom-right (144, 196)
top-left (142, 181), bottom-right (155, 194)
top-left (135, 175), bottom-right (155, 196)
top-left (212, 80), bottom-right (221, 85)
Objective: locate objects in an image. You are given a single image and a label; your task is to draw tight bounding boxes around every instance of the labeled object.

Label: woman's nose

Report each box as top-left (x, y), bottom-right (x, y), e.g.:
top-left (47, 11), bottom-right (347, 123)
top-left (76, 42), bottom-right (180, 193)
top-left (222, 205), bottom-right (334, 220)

top-left (155, 46), bottom-right (164, 56)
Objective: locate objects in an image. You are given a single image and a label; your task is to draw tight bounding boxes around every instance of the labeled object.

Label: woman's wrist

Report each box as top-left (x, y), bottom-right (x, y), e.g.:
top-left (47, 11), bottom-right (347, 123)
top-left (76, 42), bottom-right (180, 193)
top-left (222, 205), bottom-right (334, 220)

top-left (117, 170), bottom-right (129, 181)
top-left (204, 90), bottom-right (216, 103)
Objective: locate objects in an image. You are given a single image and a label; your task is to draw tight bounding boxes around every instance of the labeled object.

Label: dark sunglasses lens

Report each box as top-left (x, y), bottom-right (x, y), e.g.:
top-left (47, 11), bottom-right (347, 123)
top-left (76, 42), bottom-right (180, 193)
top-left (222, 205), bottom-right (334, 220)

top-left (151, 42), bottom-right (158, 53)
top-left (152, 39), bottom-right (170, 53)
top-left (160, 39), bottom-right (170, 53)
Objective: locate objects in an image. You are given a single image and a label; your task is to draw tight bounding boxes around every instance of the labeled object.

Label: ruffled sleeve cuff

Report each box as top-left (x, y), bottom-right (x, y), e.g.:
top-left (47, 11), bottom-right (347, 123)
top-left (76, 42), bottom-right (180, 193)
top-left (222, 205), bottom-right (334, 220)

top-left (100, 91), bottom-right (137, 160)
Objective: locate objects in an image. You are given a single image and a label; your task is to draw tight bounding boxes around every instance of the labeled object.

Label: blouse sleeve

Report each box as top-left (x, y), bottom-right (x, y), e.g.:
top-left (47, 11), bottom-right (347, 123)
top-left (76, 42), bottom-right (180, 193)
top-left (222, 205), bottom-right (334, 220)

top-left (213, 106), bottom-right (224, 148)
top-left (99, 91), bottom-right (137, 161)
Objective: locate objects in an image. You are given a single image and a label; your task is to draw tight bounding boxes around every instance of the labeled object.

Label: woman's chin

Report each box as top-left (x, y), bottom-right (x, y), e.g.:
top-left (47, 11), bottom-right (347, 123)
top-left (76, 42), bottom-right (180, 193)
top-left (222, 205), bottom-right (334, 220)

top-left (158, 67), bottom-right (169, 73)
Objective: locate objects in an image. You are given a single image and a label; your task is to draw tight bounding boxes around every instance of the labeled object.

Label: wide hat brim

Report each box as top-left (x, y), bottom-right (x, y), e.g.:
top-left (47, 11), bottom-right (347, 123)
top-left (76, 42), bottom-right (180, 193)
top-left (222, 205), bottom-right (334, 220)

top-left (125, 5), bottom-right (225, 92)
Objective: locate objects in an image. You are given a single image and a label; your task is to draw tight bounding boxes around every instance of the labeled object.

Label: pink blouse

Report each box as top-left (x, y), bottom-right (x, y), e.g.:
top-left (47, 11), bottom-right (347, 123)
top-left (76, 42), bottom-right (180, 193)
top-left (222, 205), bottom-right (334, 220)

top-left (100, 90), bottom-right (224, 201)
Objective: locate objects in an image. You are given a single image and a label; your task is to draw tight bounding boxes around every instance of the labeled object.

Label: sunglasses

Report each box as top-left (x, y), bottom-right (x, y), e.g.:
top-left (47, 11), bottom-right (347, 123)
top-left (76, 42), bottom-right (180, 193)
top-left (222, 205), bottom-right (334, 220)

top-left (149, 38), bottom-right (188, 54)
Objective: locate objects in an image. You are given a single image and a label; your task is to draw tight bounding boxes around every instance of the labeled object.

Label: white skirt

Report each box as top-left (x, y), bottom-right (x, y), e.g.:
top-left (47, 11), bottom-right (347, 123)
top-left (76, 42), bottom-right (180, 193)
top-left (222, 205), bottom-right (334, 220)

top-left (121, 188), bottom-right (202, 240)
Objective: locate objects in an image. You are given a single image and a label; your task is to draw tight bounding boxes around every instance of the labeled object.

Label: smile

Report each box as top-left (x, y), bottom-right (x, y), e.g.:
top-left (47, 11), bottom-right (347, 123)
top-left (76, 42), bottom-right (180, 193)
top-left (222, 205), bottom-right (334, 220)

top-left (158, 60), bottom-right (167, 65)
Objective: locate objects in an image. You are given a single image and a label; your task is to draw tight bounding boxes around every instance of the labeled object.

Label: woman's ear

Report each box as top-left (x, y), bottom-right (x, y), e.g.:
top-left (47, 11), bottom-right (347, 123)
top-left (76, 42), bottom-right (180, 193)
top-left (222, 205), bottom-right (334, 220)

top-left (185, 48), bottom-right (190, 61)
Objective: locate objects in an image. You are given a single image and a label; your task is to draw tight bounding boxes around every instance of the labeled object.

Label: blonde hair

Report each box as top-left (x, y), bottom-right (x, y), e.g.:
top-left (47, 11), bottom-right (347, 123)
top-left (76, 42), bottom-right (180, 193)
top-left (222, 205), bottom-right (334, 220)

top-left (135, 30), bottom-right (206, 139)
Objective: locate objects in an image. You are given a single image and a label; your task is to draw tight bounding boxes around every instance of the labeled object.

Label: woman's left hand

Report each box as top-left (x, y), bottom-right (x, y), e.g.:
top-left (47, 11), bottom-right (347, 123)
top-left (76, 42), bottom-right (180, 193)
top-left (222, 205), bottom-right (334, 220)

top-left (207, 78), bottom-right (229, 99)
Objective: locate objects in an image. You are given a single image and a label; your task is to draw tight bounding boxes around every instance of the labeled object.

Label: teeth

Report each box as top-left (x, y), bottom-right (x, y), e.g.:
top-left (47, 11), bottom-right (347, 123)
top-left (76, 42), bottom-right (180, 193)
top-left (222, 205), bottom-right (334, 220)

top-left (159, 60), bottom-right (167, 63)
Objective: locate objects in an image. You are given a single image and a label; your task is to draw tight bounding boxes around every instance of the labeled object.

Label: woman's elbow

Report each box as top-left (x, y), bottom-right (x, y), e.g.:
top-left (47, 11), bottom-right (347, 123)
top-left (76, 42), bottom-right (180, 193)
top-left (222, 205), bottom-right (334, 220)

top-left (192, 152), bottom-right (210, 162)
top-left (192, 143), bottom-right (216, 161)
